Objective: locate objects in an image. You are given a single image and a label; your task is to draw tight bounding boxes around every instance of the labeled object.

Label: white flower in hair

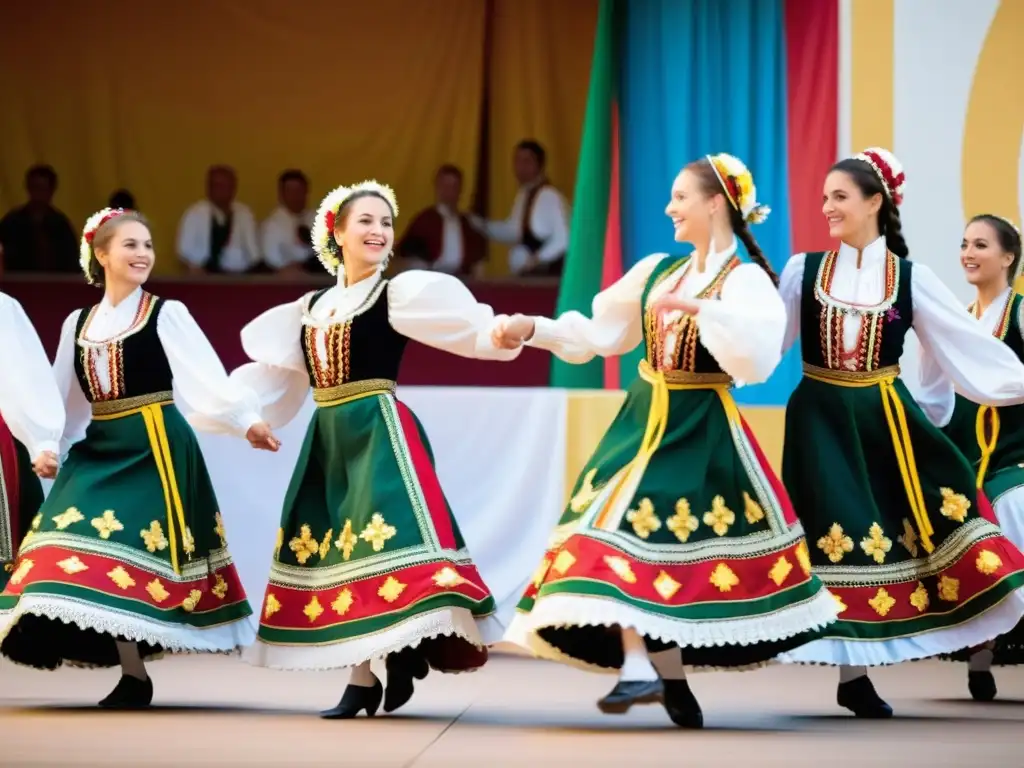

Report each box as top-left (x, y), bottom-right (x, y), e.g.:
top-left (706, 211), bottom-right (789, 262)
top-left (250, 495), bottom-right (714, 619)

top-left (707, 153), bottom-right (771, 225)
top-left (80, 207), bottom-right (127, 285)
top-left (311, 180), bottom-right (400, 276)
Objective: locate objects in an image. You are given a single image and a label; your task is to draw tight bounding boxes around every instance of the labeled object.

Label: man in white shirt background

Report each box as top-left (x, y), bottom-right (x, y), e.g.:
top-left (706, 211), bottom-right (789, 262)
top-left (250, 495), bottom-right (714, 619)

top-left (470, 140), bottom-right (570, 278)
top-left (260, 169), bottom-right (316, 275)
top-left (176, 165), bottom-right (261, 275)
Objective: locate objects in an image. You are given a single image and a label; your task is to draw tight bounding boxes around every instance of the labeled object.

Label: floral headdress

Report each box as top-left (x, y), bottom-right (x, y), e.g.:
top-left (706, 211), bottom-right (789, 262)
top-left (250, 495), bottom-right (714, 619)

top-left (853, 147), bottom-right (906, 206)
top-left (311, 180), bottom-right (400, 275)
top-left (80, 207), bottom-right (129, 284)
top-left (706, 153), bottom-right (770, 225)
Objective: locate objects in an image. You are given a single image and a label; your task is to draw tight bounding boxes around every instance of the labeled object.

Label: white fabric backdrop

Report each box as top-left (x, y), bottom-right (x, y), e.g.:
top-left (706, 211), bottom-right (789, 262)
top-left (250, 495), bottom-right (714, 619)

top-left (193, 386), bottom-right (568, 631)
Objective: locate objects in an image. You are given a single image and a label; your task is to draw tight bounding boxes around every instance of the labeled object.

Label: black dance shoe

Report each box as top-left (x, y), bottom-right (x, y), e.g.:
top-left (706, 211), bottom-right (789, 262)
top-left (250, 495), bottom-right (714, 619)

top-left (837, 676), bottom-right (893, 718)
top-left (663, 679), bottom-right (704, 728)
top-left (383, 648), bottom-right (430, 713)
top-left (98, 675), bottom-right (154, 709)
top-left (968, 670), bottom-right (997, 702)
top-left (597, 678), bottom-right (665, 714)
top-left (320, 678), bottom-right (384, 719)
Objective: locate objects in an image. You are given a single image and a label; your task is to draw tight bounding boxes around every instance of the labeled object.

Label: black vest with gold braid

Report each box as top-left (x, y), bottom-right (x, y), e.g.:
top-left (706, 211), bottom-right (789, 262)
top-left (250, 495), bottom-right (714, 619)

top-left (72, 292), bottom-right (173, 403)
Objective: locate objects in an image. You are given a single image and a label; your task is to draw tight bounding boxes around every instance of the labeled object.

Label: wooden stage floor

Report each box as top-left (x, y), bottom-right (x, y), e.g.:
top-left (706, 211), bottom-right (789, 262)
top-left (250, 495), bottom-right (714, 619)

top-left (1, 653), bottom-right (1022, 766)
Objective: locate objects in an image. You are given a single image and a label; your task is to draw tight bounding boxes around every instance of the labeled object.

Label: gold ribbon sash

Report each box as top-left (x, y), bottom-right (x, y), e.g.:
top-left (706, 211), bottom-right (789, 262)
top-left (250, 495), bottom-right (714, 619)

top-left (975, 405), bottom-right (1000, 489)
top-left (91, 392), bottom-right (190, 573)
top-left (802, 363), bottom-right (935, 554)
top-left (313, 378), bottom-right (397, 408)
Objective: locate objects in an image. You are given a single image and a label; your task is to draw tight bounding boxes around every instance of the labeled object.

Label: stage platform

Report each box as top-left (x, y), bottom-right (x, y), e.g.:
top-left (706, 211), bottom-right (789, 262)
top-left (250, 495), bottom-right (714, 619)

top-left (1, 653), bottom-right (1021, 766)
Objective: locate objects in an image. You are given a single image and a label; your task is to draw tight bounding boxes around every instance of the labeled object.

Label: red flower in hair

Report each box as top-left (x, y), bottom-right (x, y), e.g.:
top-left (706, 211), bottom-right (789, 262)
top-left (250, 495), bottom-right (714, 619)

top-left (325, 210), bottom-right (336, 232)
top-left (84, 209), bottom-right (127, 244)
top-left (861, 150), bottom-right (905, 206)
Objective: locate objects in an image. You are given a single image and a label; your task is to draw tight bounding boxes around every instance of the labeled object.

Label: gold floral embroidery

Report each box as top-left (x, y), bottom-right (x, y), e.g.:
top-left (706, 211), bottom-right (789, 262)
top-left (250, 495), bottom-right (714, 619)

top-left (626, 498), bottom-right (661, 539)
top-left (360, 513), bottom-right (397, 552)
top-left (319, 529), bottom-right (333, 561)
top-left (9, 559), bottom-right (33, 585)
top-left (274, 528), bottom-right (284, 558)
top-left (56, 556), bottom-right (88, 575)
top-left (182, 527), bottom-right (195, 555)
top-left (667, 498), bottom-right (700, 543)
top-left (91, 510), bottom-right (124, 540)
top-left (146, 579), bottom-right (170, 603)
top-left (569, 469), bottom-right (601, 514)
top-left (289, 525), bottom-right (319, 565)
top-left (214, 513), bottom-right (227, 548)
top-left (433, 567), bottom-right (467, 588)
top-left (531, 557), bottom-right (552, 588)
top-left (303, 596), bottom-right (324, 622)
top-left (211, 574), bottom-right (229, 599)
top-left (264, 593), bottom-right (282, 619)
top-left (769, 556), bottom-right (793, 587)
top-left (910, 582), bottom-right (929, 612)
top-left (897, 518), bottom-right (919, 558)
top-left (552, 550), bottom-right (577, 575)
top-left (603, 555), bottom-right (637, 584)
top-left (703, 496), bottom-right (735, 537)
top-left (709, 563), bottom-right (740, 592)
top-left (938, 574), bottom-right (960, 602)
top-left (976, 550), bottom-right (1003, 576)
top-left (140, 521), bottom-right (168, 553)
top-left (832, 593), bottom-right (848, 613)
top-left (860, 523), bottom-right (892, 564)
top-left (30, 513), bottom-right (42, 531)
top-left (107, 566), bottom-right (135, 590)
top-left (743, 492), bottom-right (765, 525)
top-left (817, 523), bottom-right (854, 563)
top-left (795, 540), bottom-right (812, 575)
top-left (332, 588), bottom-right (354, 616)
top-left (335, 520), bottom-right (358, 561)
top-left (182, 589), bottom-right (202, 612)
top-left (939, 488), bottom-right (970, 523)
top-left (653, 571), bottom-right (682, 600)
top-left (52, 507), bottom-right (85, 530)
top-left (868, 588), bottom-right (896, 617)
top-left (378, 576), bottom-right (406, 603)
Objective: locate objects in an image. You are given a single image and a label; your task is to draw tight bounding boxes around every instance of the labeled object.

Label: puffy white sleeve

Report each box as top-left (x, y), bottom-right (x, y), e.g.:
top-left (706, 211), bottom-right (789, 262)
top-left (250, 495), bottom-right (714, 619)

top-left (525, 253), bottom-right (663, 364)
top-left (52, 310), bottom-right (93, 457)
top-left (779, 253), bottom-right (806, 355)
top-left (387, 271), bottom-right (523, 361)
top-left (692, 263), bottom-right (786, 385)
top-left (230, 296), bottom-right (312, 430)
top-left (912, 264), bottom-right (1024, 408)
top-left (156, 301), bottom-right (264, 437)
top-left (0, 295), bottom-right (64, 459)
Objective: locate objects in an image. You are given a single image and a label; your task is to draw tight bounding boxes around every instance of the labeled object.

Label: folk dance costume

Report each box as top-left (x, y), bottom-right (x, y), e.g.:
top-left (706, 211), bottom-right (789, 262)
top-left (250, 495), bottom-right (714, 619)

top-left (0, 209), bottom-right (258, 707)
top-left (0, 292), bottom-right (63, 593)
top-left (778, 151), bottom-right (1024, 715)
top-left (506, 156), bottom-right (837, 728)
top-left (221, 182), bottom-right (516, 719)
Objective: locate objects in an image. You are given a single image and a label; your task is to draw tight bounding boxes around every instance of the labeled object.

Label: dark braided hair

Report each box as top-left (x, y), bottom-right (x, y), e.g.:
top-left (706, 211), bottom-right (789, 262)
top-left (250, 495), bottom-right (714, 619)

top-left (686, 158), bottom-right (780, 286)
top-left (830, 158), bottom-right (909, 258)
top-left (967, 214), bottom-right (1023, 282)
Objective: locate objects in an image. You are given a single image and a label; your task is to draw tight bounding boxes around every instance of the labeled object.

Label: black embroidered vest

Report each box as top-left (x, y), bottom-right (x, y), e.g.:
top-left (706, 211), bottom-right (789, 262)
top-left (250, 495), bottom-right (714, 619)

top-left (207, 211), bottom-right (233, 273)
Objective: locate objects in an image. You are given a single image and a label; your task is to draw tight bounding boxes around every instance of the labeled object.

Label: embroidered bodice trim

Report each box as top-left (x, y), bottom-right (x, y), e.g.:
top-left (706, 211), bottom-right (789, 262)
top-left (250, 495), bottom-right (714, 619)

top-left (78, 291), bottom-right (157, 349)
top-left (300, 276), bottom-right (387, 330)
top-left (303, 277), bottom-right (389, 389)
top-left (968, 291), bottom-right (1014, 341)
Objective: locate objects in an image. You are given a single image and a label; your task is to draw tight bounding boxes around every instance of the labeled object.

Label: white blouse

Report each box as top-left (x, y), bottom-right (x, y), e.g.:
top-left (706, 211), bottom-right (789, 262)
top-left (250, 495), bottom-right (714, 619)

top-left (525, 239), bottom-right (786, 385)
top-left (215, 269), bottom-right (523, 430)
top-left (53, 287), bottom-right (264, 455)
top-left (779, 237), bottom-right (1024, 427)
top-left (0, 292), bottom-right (64, 460)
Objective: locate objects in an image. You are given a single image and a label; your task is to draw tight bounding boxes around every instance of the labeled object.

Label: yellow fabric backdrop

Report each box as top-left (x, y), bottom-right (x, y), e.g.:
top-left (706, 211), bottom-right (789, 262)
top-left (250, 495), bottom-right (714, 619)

top-left (0, 1), bottom-right (486, 276)
top-left (485, 0), bottom-right (598, 275)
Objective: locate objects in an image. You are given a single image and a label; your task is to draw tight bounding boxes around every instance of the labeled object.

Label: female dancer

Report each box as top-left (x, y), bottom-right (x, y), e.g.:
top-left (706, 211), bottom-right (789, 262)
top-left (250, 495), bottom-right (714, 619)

top-left (0, 292), bottom-right (63, 593)
top-left (926, 214), bottom-right (1024, 700)
top-left (779, 149), bottom-right (1024, 718)
top-left (214, 181), bottom-right (520, 719)
top-left (491, 154), bottom-right (838, 729)
top-left (0, 208), bottom-right (273, 708)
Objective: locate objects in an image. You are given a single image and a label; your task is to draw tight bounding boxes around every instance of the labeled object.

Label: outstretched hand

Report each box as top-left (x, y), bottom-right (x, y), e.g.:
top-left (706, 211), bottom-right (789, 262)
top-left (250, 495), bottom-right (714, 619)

top-left (491, 314), bottom-right (535, 350)
top-left (246, 422), bottom-right (281, 452)
top-left (32, 450), bottom-right (58, 479)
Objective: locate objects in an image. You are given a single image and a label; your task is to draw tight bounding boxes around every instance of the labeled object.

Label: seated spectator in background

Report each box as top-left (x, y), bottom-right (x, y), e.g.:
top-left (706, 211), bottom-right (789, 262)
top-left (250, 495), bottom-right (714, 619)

top-left (261, 169), bottom-right (317, 274)
top-left (0, 164), bottom-right (78, 273)
top-left (108, 189), bottom-right (136, 210)
top-left (176, 165), bottom-right (260, 274)
top-left (396, 164), bottom-right (486, 276)
top-left (470, 139), bottom-right (569, 277)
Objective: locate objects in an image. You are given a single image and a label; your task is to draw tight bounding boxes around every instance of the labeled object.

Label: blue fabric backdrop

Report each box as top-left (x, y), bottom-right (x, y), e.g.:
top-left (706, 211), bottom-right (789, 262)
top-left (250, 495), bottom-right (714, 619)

top-left (618, 0), bottom-right (799, 405)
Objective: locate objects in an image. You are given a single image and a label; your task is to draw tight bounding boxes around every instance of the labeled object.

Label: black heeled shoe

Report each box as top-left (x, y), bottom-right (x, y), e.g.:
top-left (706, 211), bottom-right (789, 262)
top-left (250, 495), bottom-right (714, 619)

top-left (320, 677), bottom-right (384, 719)
top-left (383, 648), bottom-right (429, 713)
top-left (597, 679), bottom-right (664, 714)
top-left (968, 670), bottom-right (997, 702)
top-left (98, 675), bottom-right (154, 709)
top-left (663, 679), bottom-right (704, 728)
top-left (837, 676), bottom-right (893, 718)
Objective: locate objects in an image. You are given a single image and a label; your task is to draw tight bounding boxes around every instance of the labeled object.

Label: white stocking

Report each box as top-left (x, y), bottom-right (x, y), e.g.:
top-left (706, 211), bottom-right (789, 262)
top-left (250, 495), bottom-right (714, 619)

top-left (618, 627), bottom-right (658, 682)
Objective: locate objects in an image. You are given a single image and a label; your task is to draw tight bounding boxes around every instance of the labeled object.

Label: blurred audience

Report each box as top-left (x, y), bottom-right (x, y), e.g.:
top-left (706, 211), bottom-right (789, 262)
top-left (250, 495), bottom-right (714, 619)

top-left (0, 164), bottom-right (78, 274)
top-left (108, 189), bottom-right (136, 210)
top-left (260, 169), bottom-right (317, 275)
top-left (176, 165), bottom-right (260, 274)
